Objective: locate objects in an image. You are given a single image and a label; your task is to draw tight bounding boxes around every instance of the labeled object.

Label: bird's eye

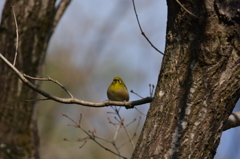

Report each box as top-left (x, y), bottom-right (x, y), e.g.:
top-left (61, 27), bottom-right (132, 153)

top-left (118, 80), bottom-right (121, 83)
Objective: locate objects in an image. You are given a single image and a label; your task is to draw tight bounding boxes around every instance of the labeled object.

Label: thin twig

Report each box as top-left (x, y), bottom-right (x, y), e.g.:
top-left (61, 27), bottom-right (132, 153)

top-left (108, 117), bottom-right (119, 127)
top-left (134, 116), bottom-right (141, 135)
top-left (118, 133), bottom-right (136, 149)
top-left (130, 90), bottom-right (144, 99)
top-left (24, 74), bottom-right (73, 98)
top-left (79, 141), bottom-right (87, 148)
top-left (134, 107), bottom-right (147, 116)
top-left (175, 0), bottom-right (198, 18)
top-left (131, 0), bottom-right (164, 55)
top-left (151, 85), bottom-right (154, 96)
top-left (118, 117), bottom-right (140, 149)
top-left (149, 84), bottom-right (155, 97)
top-left (76, 137), bottom-right (90, 142)
top-left (114, 116), bottom-right (122, 124)
top-left (94, 135), bottom-right (112, 143)
top-left (92, 130), bottom-right (121, 156)
top-left (112, 142), bottom-right (121, 159)
top-left (94, 133), bottom-right (122, 158)
top-left (120, 120), bottom-right (135, 149)
top-left (64, 137), bottom-right (88, 142)
top-left (125, 118), bottom-right (136, 127)
top-left (11, 6), bottom-right (19, 66)
top-left (64, 138), bottom-right (89, 148)
top-left (111, 107), bottom-right (135, 149)
top-left (79, 113), bottom-right (82, 125)
top-left (113, 125), bottom-right (121, 141)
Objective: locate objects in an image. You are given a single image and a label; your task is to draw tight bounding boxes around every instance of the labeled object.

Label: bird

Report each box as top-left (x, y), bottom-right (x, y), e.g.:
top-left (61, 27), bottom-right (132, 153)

top-left (107, 77), bottom-right (129, 102)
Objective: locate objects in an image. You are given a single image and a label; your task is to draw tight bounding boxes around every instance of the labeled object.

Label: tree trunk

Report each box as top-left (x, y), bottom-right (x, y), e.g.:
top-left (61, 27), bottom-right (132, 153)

top-left (0, 0), bottom-right (56, 158)
top-left (132, 0), bottom-right (240, 158)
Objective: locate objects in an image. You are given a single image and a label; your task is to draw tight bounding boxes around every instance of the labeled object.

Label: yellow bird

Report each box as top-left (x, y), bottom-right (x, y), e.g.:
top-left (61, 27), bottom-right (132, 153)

top-left (107, 77), bottom-right (129, 101)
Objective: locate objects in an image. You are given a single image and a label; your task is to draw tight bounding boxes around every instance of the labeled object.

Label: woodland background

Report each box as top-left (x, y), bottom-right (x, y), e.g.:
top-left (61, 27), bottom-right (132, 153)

top-left (0, 0), bottom-right (239, 159)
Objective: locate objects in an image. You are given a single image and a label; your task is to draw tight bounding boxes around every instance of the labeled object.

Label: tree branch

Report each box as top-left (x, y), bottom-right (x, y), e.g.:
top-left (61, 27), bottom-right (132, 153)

top-left (11, 6), bottom-right (19, 66)
top-left (131, 0), bottom-right (164, 55)
top-left (23, 74), bottom-right (74, 98)
top-left (0, 53), bottom-right (152, 108)
top-left (175, 0), bottom-right (198, 18)
top-left (39, 0), bottom-right (72, 69)
top-left (63, 113), bottom-right (127, 159)
top-left (52, 0), bottom-right (72, 36)
top-left (223, 111), bottom-right (240, 131)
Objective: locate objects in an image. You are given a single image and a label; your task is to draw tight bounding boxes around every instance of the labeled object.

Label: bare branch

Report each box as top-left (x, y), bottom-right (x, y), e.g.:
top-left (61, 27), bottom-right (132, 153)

top-left (79, 140), bottom-right (87, 148)
top-left (121, 120), bottom-right (135, 149)
top-left (62, 113), bottom-right (127, 159)
top-left (130, 90), bottom-right (144, 99)
top-left (134, 116), bottom-right (141, 135)
top-left (149, 84), bottom-right (155, 97)
top-left (223, 111), bottom-right (240, 131)
top-left (88, 126), bottom-right (123, 156)
top-left (93, 135), bottom-right (112, 143)
top-left (107, 117), bottom-right (119, 127)
top-left (53, 0), bottom-right (72, 34)
top-left (93, 132), bottom-right (121, 156)
top-left (125, 118), bottom-right (136, 127)
top-left (79, 113), bottom-right (82, 125)
top-left (64, 138), bottom-right (89, 148)
top-left (114, 116), bottom-right (122, 124)
top-left (64, 107), bottom-right (143, 158)
top-left (11, 6), bottom-right (19, 66)
top-left (175, 0), bottom-right (198, 18)
top-left (112, 142), bottom-right (121, 159)
top-left (113, 125), bottom-right (121, 141)
top-left (0, 53), bottom-right (153, 108)
top-left (118, 116), bottom-right (140, 150)
top-left (134, 107), bottom-right (146, 116)
top-left (131, 0), bottom-right (164, 55)
top-left (111, 107), bottom-right (135, 149)
top-left (24, 74), bottom-right (73, 98)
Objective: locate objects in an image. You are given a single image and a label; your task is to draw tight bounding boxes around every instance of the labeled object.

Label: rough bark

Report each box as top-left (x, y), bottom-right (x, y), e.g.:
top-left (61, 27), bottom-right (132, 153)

top-left (0, 0), bottom-right (56, 158)
top-left (132, 0), bottom-right (240, 159)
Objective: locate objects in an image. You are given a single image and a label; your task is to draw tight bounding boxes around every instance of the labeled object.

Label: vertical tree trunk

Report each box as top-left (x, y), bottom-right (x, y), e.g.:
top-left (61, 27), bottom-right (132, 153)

top-left (132, 0), bottom-right (240, 158)
top-left (0, 1), bottom-right (56, 158)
